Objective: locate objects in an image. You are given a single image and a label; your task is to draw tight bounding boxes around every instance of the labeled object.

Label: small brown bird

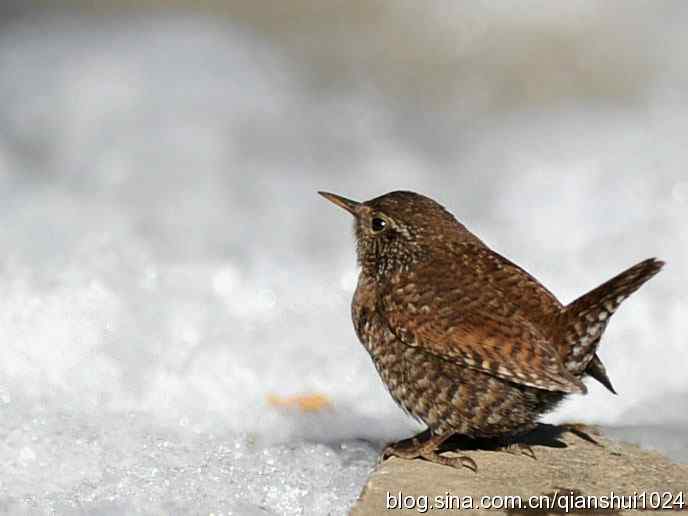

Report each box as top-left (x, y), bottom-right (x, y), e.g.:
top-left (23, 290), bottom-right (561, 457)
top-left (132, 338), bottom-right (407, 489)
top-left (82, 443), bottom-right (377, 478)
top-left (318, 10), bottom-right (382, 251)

top-left (319, 190), bottom-right (664, 470)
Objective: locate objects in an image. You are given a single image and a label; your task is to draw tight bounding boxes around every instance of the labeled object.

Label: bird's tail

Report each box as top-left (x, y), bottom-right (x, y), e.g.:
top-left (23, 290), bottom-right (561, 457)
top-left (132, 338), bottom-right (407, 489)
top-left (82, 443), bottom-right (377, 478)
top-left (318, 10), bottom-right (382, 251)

top-left (556, 258), bottom-right (665, 393)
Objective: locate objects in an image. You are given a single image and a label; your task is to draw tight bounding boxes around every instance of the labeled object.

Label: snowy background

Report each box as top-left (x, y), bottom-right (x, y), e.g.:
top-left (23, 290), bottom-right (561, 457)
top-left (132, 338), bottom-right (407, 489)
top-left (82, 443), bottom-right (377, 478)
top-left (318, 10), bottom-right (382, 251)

top-left (0, 2), bottom-right (687, 514)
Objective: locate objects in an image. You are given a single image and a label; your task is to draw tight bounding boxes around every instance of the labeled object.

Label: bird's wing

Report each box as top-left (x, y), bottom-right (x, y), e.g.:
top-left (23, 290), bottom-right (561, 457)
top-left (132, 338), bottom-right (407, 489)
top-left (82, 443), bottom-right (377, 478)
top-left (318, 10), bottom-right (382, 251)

top-left (382, 244), bottom-right (586, 394)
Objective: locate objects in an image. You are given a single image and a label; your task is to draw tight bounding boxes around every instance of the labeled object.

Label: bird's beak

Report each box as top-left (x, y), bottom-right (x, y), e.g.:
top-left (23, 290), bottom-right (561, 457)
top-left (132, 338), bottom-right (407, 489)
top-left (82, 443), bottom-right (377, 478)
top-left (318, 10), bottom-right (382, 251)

top-left (318, 191), bottom-right (361, 216)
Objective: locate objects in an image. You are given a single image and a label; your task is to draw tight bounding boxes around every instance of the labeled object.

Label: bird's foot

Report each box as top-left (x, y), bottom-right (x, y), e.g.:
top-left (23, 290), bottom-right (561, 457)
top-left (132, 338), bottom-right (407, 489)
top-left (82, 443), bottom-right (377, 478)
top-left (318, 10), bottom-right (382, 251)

top-left (495, 441), bottom-right (537, 460)
top-left (560, 422), bottom-right (601, 446)
top-left (381, 430), bottom-right (477, 471)
top-left (380, 428), bottom-right (432, 461)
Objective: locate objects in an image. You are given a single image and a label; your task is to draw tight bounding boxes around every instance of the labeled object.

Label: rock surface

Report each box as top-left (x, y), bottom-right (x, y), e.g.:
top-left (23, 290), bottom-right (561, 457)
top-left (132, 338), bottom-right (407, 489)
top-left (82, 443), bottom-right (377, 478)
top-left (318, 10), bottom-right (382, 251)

top-left (351, 425), bottom-right (688, 515)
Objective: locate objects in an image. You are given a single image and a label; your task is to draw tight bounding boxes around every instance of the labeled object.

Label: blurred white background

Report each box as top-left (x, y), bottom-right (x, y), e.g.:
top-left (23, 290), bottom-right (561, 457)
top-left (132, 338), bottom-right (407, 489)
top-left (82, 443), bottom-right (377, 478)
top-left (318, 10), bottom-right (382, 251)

top-left (0, 2), bottom-right (686, 514)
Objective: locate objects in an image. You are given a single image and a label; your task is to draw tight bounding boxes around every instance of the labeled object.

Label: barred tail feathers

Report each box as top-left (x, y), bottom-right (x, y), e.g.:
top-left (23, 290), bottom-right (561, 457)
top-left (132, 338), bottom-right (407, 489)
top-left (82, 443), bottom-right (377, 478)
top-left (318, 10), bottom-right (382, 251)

top-left (557, 258), bottom-right (665, 388)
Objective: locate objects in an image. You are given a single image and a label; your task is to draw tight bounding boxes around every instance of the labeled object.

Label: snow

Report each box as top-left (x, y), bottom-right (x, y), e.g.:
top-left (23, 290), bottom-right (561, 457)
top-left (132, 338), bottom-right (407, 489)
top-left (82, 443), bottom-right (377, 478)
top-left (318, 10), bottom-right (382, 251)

top-left (0, 6), bottom-right (687, 515)
top-left (1, 407), bottom-right (375, 515)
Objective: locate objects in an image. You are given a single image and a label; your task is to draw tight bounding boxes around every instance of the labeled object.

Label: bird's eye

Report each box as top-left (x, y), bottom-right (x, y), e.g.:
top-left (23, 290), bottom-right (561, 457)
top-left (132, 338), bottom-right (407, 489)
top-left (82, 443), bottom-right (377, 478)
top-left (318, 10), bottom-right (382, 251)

top-left (371, 217), bottom-right (386, 232)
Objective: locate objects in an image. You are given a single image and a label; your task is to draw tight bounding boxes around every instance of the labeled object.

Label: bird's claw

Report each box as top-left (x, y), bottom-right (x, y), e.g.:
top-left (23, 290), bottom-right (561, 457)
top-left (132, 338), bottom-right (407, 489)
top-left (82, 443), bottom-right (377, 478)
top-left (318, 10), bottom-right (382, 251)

top-left (380, 431), bottom-right (478, 471)
top-left (496, 442), bottom-right (537, 460)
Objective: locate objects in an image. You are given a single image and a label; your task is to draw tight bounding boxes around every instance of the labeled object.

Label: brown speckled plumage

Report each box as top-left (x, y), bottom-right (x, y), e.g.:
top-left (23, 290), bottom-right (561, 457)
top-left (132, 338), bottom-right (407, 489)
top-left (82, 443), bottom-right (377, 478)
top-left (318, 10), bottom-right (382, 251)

top-left (319, 190), bottom-right (663, 466)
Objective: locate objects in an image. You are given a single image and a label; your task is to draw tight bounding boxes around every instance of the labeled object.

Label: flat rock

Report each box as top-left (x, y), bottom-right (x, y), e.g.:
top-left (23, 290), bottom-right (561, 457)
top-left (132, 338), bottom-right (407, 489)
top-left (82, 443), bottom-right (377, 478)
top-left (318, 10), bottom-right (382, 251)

top-left (351, 424), bottom-right (688, 515)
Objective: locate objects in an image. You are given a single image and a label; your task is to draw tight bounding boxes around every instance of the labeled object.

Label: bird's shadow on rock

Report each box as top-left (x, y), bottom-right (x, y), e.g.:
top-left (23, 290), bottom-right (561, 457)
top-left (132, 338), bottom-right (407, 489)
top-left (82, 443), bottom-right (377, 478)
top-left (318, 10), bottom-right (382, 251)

top-left (440, 423), bottom-right (601, 453)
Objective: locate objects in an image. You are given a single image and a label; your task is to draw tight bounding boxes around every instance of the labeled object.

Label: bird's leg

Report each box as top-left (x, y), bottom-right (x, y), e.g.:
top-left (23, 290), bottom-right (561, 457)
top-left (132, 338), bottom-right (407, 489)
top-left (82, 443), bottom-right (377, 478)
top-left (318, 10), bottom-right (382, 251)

top-left (380, 428), bottom-right (432, 461)
top-left (381, 430), bottom-right (477, 471)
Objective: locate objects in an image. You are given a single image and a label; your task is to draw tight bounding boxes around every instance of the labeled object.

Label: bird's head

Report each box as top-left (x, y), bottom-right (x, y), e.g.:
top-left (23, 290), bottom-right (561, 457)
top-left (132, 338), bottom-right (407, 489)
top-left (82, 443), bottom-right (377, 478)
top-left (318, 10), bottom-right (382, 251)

top-left (319, 190), bottom-right (474, 276)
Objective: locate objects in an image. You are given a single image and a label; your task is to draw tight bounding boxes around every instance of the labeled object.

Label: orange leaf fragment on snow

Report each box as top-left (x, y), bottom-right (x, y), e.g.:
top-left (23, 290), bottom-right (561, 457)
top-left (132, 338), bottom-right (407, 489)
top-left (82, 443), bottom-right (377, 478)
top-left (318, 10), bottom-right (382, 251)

top-left (266, 393), bottom-right (332, 412)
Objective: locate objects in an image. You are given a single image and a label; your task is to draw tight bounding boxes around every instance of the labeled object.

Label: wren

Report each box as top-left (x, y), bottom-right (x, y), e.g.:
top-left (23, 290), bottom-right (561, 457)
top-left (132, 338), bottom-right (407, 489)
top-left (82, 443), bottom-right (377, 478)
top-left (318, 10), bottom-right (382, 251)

top-left (319, 190), bottom-right (663, 470)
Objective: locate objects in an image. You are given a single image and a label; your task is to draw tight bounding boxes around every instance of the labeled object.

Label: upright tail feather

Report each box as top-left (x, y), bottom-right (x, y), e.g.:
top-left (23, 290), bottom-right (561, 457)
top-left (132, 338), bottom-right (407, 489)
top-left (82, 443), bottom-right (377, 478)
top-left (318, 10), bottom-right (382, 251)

top-left (557, 258), bottom-right (665, 386)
